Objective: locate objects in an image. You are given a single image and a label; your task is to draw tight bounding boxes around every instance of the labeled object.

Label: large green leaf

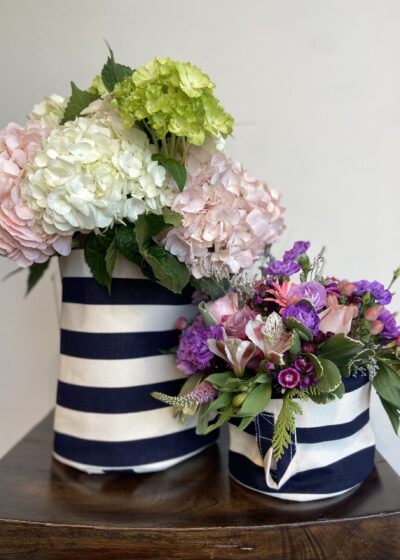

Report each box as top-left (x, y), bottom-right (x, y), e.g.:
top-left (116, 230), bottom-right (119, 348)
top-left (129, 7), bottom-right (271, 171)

top-left (208, 392), bottom-right (234, 412)
top-left (379, 395), bottom-right (400, 434)
top-left (135, 214), bottom-right (168, 246)
top-left (316, 358), bottom-right (342, 392)
top-left (308, 381), bottom-right (345, 404)
top-left (318, 334), bottom-right (364, 368)
top-left (26, 260), bottom-right (50, 295)
top-left (61, 82), bottom-right (99, 125)
top-left (143, 245), bottom-right (190, 293)
top-left (284, 317), bottom-right (313, 341)
top-left (206, 372), bottom-right (232, 388)
top-left (152, 154), bottom-right (187, 191)
top-left (340, 348), bottom-right (375, 377)
top-left (373, 360), bottom-right (400, 409)
top-left (84, 231), bottom-right (115, 292)
top-left (162, 208), bottom-right (183, 227)
top-left (101, 46), bottom-right (133, 93)
top-left (239, 383), bottom-right (272, 417)
top-left (190, 277), bottom-right (226, 299)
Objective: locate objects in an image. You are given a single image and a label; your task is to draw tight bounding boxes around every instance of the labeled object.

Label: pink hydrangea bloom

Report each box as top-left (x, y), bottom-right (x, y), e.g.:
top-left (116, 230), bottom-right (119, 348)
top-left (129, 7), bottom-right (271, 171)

top-left (162, 148), bottom-right (285, 278)
top-left (0, 122), bottom-right (71, 267)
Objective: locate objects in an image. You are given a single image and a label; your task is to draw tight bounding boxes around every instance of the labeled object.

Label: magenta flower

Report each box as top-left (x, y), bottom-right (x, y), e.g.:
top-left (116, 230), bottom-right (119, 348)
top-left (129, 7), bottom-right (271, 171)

top-left (277, 367), bottom-right (300, 389)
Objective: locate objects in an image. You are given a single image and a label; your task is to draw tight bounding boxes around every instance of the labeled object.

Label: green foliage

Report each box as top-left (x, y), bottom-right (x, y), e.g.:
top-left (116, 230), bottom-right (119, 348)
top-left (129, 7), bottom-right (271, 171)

top-left (105, 238), bottom-right (118, 278)
top-left (272, 391), bottom-right (304, 461)
top-left (316, 358), bottom-right (342, 392)
top-left (318, 334), bottom-right (364, 368)
top-left (239, 383), bottom-right (272, 417)
top-left (284, 317), bottom-right (313, 341)
top-left (61, 82), bottom-right (99, 125)
top-left (308, 381), bottom-right (345, 404)
top-left (289, 330), bottom-right (301, 355)
top-left (152, 154), bottom-right (187, 191)
top-left (379, 396), bottom-right (399, 433)
top-left (190, 277), bottom-right (227, 300)
top-left (373, 358), bottom-right (400, 410)
top-left (162, 208), bottom-right (183, 227)
top-left (26, 260), bottom-right (50, 295)
top-left (341, 348), bottom-right (375, 377)
top-left (84, 230), bottom-right (115, 292)
top-left (101, 46), bottom-right (133, 93)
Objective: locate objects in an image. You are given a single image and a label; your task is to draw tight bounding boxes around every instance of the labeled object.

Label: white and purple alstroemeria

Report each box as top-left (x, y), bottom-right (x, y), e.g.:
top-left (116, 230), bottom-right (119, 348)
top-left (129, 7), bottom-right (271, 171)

top-left (208, 331), bottom-right (258, 378)
top-left (245, 312), bottom-right (292, 364)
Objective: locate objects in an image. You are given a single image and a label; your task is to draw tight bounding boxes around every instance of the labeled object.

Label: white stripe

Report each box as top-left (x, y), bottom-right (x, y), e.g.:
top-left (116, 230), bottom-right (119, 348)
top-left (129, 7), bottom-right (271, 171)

top-left (58, 354), bottom-right (186, 388)
top-left (60, 250), bottom-right (146, 279)
top-left (61, 303), bottom-right (196, 333)
top-left (266, 383), bottom-right (371, 428)
top-left (230, 474), bottom-right (361, 502)
top-left (229, 422), bottom-right (375, 486)
top-left (53, 442), bottom-right (215, 474)
top-left (54, 405), bottom-right (197, 442)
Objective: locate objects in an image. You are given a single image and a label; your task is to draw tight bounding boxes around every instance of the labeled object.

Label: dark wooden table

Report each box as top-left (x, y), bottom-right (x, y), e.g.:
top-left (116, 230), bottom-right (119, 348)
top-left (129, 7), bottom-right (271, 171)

top-left (0, 414), bottom-right (399, 560)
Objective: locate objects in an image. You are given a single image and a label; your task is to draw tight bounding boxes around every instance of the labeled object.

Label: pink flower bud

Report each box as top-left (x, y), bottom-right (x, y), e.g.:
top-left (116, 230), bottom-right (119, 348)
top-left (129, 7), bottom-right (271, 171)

top-left (364, 305), bottom-right (384, 322)
top-left (370, 320), bottom-right (384, 335)
top-left (348, 304), bottom-right (359, 318)
top-left (341, 282), bottom-right (355, 296)
top-left (175, 317), bottom-right (188, 330)
top-left (326, 293), bottom-right (339, 307)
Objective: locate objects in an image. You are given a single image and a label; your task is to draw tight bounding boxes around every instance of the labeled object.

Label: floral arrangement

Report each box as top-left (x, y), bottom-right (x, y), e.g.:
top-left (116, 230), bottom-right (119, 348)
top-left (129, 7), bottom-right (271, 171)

top-left (0, 49), bottom-right (285, 293)
top-left (153, 242), bottom-right (400, 460)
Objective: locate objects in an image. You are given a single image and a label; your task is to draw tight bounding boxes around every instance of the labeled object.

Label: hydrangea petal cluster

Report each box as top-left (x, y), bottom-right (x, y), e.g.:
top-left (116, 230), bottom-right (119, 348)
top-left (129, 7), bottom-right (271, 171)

top-left (112, 58), bottom-right (234, 145)
top-left (177, 316), bottom-right (223, 374)
top-left (28, 94), bottom-right (66, 128)
top-left (0, 121), bottom-right (71, 267)
top-left (23, 114), bottom-right (175, 235)
top-left (162, 149), bottom-right (285, 279)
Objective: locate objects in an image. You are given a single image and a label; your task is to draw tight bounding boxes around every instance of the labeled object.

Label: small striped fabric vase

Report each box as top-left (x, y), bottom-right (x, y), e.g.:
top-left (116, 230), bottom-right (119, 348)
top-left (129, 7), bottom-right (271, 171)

top-left (53, 250), bottom-right (217, 474)
top-left (229, 376), bottom-right (375, 501)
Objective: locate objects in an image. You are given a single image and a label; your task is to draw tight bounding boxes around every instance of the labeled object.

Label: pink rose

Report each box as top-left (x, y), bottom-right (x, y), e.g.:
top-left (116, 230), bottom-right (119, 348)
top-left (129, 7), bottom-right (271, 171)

top-left (318, 305), bottom-right (353, 335)
top-left (224, 305), bottom-right (258, 339)
top-left (206, 293), bottom-right (238, 323)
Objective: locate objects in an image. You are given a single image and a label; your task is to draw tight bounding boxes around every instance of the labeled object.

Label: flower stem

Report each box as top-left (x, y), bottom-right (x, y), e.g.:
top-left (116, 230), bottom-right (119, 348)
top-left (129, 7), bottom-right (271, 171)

top-left (161, 137), bottom-right (169, 158)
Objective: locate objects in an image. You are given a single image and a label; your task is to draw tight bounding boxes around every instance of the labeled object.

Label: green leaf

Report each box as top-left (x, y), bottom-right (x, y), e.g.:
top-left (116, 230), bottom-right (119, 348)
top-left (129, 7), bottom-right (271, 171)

top-left (206, 372), bottom-right (232, 388)
top-left (308, 381), bottom-right (345, 404)
top-left (84, 231), bottom-right (115, 292)
top-left (135, 214), bottom-right (168, 246)
top-left (26, 260), bottom-right (50, 295)
top-left (303, 353), bottom-right (323, 377)
top-left (284, 317), bottom-right (313, 341)
top-left (190, 277), bottom-right (226, 300)
top-left (115, 224), bottom-right (139, 260)
top-left (373, 360), bottom-right (400, 409)
top-left (152, 154), bottom-right (187, 191)
top-left (379, 396), bottom-right (399, 434)
top-left (196, 401), bottom-right (212, 435)
top-left (289, 330), bottom-right (301, 355)
top-left (61, 82), bottom-right (99, 125)
top-left (101, 46), bottom-right (133, 93)
top-left (143, 245), bottom-right (190, 293)
top-left (239, 383), bottom-right (272, 416)
top-left (341, 348), bottom-right (375, 377)
top-left (162, 208), bottom-right (183, 227)
top-left (105, 238), bottom-right (118, 278)
top-left (318, 334), bottom-right (364, 368)
top-left (316, 358), bottom-right (342, 392)
top-left (237, 416), bottom-right (254, 430)
top-left (272, 392), bottom-right (302, 461)
top-left (203, 405), bottom-right (235, 434)
top-left (208, 392), bottom-right (234, 412)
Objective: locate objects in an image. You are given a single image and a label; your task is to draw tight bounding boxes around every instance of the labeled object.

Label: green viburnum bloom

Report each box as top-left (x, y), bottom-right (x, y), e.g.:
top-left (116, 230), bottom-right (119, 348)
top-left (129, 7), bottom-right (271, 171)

top-left (111, 58), bottom-right (234, 146)
top-left (88, 75), bottom-right (108, 97)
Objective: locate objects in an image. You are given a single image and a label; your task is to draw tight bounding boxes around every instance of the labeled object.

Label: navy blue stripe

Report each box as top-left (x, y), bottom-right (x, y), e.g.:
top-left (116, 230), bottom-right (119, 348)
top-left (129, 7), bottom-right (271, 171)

top-left (230, 409), bottom-right (370, 443)
top-left (62, 278), bottom-right (193, 305)
top-left (229, 446), bottom-right (375, 495)
top-left (56, 379), bottom-right (184, 414)
top-left (54, 428), bottom-right (218, 467)
top-left (60, 329), bottom-right (179, 360)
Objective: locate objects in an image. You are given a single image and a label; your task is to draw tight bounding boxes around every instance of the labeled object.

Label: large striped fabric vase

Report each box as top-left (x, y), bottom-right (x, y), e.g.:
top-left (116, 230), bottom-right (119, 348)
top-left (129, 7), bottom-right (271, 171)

top-left (53, 249), bottom-right (217, 474)
top-left (229, 375), bottom-right (375, 501)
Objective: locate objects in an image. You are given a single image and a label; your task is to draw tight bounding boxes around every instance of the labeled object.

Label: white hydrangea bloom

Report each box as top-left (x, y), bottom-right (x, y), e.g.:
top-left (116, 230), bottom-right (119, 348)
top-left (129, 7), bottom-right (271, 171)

top-left (22, 113), bottom-right (176, 235)
top-left (28, 94), bottom-right (66, 127)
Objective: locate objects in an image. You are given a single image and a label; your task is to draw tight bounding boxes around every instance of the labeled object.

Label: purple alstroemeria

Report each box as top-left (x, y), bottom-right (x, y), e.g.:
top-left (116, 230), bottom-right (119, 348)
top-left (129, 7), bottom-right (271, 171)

top-left (288, 281), bottom-right (327, 311)
top-left (377, 310), bottom-right (400, 340)
top-left (264, 259), bottom-right (301, 277)
top-left (282, 302), bottom-right (320, 335)
top-left (353, 280), bottom-right (392, 305)
top-left (176, 317), bottom-right (223, 375)
top-left (277, 367), bottom-right (300, 389)
top-left (283, 241), bottom-right (310, 261)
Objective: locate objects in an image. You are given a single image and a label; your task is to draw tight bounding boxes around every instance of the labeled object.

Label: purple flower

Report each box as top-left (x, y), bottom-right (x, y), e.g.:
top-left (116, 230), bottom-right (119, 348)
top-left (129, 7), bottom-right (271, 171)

top-left (283, 241), bottom-right (310, 261)
top-left (187, 381), bottom-right (218, 404)
top-left (277, 367), bottom-right (300, 389)
top-left (265, 259), bottom-right (301, 277)
top-left (377, 310), bottom-right (400, 340)
top-left (282, 302), bottom-right (320, 335)
top-left (299, 373), bottom-right (317, 391)
top-left (288, 281), bottom-right (327, 311)
top-left (294, 356), bottom-right (315, 374)
top-left (176, 317), bottom-right (223, 375)
top-left (353, 280), bottom-right (392, 305)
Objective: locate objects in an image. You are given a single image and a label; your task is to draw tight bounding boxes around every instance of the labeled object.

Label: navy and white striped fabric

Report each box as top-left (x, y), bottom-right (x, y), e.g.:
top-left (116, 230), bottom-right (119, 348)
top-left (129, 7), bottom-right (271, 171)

top-left (229, 375), bottom-right (375, 501)
top-left (53, 250), bottom-right (217, 474)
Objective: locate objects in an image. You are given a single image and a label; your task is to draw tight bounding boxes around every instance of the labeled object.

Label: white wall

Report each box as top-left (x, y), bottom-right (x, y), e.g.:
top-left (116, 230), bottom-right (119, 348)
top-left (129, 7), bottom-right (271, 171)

top-left (0, 0), bottom-right (399, 471)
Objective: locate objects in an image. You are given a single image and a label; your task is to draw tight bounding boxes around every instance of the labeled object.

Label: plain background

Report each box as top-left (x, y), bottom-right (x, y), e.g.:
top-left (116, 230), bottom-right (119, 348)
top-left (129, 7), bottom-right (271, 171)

top-left (0, 0), bottom-right (399, 473)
